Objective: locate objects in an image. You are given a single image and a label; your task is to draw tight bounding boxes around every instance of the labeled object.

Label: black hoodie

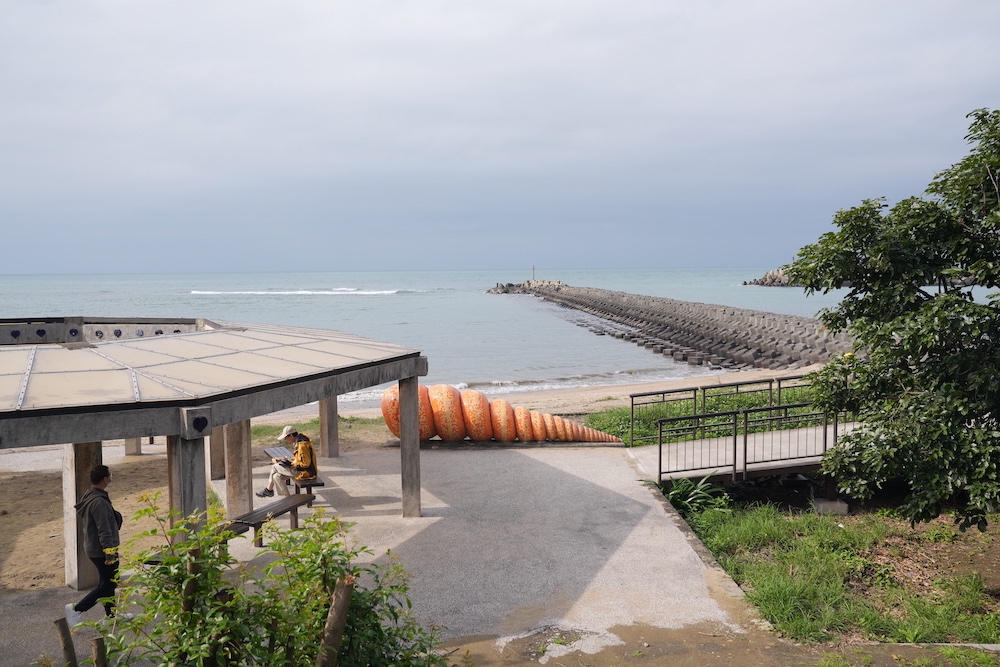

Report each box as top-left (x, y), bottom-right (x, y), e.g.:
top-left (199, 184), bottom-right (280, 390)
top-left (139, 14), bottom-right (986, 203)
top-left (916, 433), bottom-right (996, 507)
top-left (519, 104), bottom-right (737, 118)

top-left (74, 487), bottom-right (121, 559)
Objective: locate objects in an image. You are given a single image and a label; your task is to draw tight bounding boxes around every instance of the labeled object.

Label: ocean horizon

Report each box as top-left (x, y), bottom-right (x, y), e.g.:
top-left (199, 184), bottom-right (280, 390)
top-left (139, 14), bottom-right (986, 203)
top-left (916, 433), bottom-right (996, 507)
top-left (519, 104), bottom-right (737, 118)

top-left (0, 268), bottom-right (845, 409)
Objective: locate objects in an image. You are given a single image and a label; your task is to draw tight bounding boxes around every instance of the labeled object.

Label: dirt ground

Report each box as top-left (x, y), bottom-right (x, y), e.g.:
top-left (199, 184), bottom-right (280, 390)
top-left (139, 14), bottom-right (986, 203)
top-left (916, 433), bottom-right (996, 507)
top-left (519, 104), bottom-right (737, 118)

top-left (2, 396), bottom-right (998, 666)
top-left (0, 412), bottom-right (390, 594)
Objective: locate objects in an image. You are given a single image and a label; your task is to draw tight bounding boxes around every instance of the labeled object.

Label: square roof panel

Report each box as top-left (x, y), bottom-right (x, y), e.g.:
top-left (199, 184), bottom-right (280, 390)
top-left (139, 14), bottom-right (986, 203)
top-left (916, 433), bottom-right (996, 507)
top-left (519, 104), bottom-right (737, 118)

top-left (31, 348), bottom-right (124, 373)
top-left (98, 346), bottom-right (191, 369)
top-left (251, 345), bottom-right (356, 368)
top-left (221, 329), bottom-right (321, 347)
top-left (134, 374), bottom-right (196, 401)
top-left (210, 351), bottom-right (324, 378)
top-left (22, 369), bottom-right (134, 409)
top-left (0, 374), bottom-right (24, 409)
top-left (0, 348), bottom-right (32, 376)
top-left (152, 359), bottom-right (274, 390)
top-left (118, 337), bottom-right (234, 360)
top-left (179, 331), bottom-right (280, 352)
top-left (300, 339), bottom-right (401, 361)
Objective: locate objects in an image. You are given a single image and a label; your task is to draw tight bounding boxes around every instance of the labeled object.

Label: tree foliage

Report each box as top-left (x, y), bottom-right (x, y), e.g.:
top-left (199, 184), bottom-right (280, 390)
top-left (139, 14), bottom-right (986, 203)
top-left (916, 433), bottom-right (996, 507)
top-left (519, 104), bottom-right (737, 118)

top-left (787, 109), bottom-right (1000, 530)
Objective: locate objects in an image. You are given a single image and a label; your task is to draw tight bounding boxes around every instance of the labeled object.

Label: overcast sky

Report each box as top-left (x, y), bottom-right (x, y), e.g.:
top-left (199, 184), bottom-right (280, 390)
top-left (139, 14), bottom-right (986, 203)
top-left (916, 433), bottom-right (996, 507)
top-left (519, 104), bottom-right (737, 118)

top-left (2, 1), bottom-right (998, 274)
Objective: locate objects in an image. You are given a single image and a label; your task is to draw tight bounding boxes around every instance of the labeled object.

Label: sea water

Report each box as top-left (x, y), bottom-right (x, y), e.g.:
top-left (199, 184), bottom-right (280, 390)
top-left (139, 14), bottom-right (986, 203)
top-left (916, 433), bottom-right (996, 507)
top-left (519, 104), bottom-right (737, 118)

top-left (0, 268), bottom-right (844, 408)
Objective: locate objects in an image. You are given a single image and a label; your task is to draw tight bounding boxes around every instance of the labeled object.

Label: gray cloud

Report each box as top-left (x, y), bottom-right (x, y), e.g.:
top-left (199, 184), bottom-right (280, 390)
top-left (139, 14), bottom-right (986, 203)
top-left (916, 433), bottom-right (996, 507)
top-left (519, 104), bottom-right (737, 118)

top-left (1, 0), bottom-right (998, 272)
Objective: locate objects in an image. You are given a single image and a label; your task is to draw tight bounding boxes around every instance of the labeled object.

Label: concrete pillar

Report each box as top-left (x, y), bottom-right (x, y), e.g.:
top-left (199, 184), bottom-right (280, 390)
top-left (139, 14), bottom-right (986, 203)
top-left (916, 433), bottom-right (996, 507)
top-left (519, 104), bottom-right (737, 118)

top-left (319, 397), bottom-right (339, 458)
top-left (166, 435), bottom-right (207, 532)
top-left (208, 426), bottom-right (226, 480)
top-left (63, 442), bottom-right (102, 590)
top-left (123, 437), bottom-right (142, 456)
top-left (399, 376), bottom-right (421, 517)
top-left (224, 420), bottom-right (253, 519)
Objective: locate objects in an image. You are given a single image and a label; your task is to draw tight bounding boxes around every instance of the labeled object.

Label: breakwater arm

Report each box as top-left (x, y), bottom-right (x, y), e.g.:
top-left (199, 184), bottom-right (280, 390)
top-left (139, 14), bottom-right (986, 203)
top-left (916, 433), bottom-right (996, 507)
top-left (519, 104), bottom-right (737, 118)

top-left (489, 281), bottom-right (851, 371)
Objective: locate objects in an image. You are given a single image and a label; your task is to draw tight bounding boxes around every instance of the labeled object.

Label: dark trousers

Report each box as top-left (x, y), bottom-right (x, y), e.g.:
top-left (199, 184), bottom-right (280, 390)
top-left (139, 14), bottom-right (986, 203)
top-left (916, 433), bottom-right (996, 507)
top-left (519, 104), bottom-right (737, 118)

top-left (75, 557), bottom-right (118, 616)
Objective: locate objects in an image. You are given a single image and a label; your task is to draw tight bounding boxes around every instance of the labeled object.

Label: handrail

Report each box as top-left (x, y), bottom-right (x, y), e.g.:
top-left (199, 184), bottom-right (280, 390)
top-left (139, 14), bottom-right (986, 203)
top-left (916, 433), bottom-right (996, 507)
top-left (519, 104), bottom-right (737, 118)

top-left (630, 374), bottom-right (807, 400)
top-left (656, 401), bottom-right (850, 483)
top-left (630, 373), bottom-right (810, 447)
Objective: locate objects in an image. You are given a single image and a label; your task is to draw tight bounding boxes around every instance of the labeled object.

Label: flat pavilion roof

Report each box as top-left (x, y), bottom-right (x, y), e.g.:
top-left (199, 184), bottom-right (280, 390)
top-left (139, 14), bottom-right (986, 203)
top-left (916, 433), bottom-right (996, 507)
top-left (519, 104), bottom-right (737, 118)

top-left (0, 317), bottom-right (427, 448)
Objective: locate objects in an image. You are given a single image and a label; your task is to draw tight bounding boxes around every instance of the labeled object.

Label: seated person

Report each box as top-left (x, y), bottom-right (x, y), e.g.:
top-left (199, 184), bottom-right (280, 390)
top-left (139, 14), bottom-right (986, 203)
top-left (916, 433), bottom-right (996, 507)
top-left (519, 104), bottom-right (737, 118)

top-left (256, 425), bottom-right (317, 498)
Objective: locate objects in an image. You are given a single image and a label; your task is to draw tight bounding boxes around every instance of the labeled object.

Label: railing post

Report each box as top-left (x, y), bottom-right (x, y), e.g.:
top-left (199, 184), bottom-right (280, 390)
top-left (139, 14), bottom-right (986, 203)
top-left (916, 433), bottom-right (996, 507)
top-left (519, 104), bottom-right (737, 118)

top-left (657, 420), bottom-right (663, 484)
top-left (822, 412), bottom-right (829, 453)
top-left (630, 398), bottom-right (635, 449)
top-left (742, 412), bottom-right (749, 479)
top-left (832, 412), bottom-right (839, 449)
top-left (731, 415), bottom-right (738, 481)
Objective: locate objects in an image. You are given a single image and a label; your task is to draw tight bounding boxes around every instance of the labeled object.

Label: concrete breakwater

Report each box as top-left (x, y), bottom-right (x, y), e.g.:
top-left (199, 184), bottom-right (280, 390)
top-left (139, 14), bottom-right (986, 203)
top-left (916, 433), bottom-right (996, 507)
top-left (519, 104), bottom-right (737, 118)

top-left (489, 281), bottom-right (851, 371)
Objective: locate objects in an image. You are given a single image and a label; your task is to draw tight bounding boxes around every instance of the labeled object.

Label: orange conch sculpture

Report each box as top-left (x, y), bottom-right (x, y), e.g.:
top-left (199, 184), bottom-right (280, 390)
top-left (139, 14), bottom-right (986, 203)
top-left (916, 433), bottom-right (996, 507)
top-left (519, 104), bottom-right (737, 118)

top-left (381, 384), bottom-right (437, 441)
top-left (380, 384), bottom-right (622, 444)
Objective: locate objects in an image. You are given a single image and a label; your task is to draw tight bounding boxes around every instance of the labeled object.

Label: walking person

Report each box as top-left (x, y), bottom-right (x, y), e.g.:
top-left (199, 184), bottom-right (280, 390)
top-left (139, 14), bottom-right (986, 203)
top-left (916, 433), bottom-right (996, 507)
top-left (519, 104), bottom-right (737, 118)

top-left (66, 464), bottom-right (124, 625)
top-left (256, 426), bottom-right (317, 497)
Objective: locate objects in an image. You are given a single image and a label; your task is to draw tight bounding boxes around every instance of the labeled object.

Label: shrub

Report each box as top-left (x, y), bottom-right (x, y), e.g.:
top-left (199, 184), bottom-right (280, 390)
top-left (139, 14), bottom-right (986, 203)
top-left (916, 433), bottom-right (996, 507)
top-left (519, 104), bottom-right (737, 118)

top-left (101, 494), bottom-right (445, 666)
top-left (664, 475), bottom-right (730, 518)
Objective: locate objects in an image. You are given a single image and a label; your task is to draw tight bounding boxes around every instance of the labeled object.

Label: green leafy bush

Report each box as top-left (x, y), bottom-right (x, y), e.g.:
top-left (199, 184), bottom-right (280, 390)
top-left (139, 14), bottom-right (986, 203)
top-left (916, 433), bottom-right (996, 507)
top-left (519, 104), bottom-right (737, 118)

top-left (101, 493), bottom-right (445, 666)
top-left (664, 475), bottom-right (730, 518)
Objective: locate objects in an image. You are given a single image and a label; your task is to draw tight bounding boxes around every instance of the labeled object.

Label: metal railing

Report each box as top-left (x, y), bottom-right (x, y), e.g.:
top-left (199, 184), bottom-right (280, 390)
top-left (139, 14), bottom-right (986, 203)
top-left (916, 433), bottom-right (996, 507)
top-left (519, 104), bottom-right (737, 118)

top-left (657, 402), bottom-right (851, 482)
top-left (629, 374), bottom-right (810, 446)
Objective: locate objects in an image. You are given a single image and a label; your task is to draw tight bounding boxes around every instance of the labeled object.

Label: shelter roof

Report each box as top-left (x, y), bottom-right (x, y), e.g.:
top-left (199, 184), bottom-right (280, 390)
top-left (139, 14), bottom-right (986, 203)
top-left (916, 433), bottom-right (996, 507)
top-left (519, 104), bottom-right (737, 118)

top-left (0, 317), bottom-right (425, 448)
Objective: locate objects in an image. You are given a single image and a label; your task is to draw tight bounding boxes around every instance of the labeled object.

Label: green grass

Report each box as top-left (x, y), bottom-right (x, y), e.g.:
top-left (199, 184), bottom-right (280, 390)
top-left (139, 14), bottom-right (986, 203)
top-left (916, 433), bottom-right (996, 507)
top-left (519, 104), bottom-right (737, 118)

top-left (687, 504), bottom-right (1000, 644)
top-left (250, 419), bottom-right (320, 447)
top-left (812, 647), bottom-right (1000, 666)
top-left (250, 415), bottom-right (386, 449)
top-left (586, 385), bottom-right (815, 446)
top-left (936, 646), bottom-right (1000, 666)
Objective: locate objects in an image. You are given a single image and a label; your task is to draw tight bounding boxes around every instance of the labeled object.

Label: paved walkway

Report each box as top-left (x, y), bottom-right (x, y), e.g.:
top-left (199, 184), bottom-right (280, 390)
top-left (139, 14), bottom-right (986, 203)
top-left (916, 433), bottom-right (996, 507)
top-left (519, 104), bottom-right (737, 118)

top-left (0, 442), bottom-right (749, 665)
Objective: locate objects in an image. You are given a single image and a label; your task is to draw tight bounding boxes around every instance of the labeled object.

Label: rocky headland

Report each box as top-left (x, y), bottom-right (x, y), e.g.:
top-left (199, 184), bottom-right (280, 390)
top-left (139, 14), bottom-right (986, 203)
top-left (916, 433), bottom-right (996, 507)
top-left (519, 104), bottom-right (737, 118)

top-left (743, 268), bottom-right (798, 287)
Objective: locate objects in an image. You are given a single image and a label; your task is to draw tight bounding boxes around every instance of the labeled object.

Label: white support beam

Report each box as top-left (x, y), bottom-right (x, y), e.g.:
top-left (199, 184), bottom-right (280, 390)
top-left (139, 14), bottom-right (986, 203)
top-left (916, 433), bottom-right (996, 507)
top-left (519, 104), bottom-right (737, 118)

top-left (123, 437), bottom-right (142, 456)
top-left (224, 420), bottom-right (252, 519)
top-left (399, 376), bottom-right (421, 518)
top-left (166, 435), bottom-right (207, 532)
top-left (319, 397), bottom-right (339, 458)
top-left (208, 426), bottom-right (226, 480)
top-left (63, 442), bottom-right (102, 590)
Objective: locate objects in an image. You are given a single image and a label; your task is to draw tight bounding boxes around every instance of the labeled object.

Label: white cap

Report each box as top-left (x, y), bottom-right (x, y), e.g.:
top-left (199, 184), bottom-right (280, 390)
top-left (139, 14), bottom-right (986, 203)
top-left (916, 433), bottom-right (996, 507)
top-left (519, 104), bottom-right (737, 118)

top-left (278, 425), bottom-right (297, 441)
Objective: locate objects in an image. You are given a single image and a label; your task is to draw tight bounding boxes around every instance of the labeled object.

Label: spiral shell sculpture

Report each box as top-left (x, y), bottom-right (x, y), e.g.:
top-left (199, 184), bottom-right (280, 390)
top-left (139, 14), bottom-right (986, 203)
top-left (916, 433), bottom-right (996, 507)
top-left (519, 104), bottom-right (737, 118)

top-left (381, 384), bottom-right (621, 443)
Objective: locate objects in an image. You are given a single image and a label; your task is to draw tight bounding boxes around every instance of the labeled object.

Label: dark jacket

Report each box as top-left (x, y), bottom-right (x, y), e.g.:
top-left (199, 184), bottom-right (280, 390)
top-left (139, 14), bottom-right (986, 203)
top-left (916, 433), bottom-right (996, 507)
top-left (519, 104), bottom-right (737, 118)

top-left (75, 487), bottom-right (121, 559)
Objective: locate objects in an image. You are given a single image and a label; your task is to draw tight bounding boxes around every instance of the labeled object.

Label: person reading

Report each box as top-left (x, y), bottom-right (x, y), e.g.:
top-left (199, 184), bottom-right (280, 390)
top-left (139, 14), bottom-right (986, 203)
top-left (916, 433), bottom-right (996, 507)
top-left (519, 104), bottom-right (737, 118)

top-left (256, 425), bottom-right (317, 497)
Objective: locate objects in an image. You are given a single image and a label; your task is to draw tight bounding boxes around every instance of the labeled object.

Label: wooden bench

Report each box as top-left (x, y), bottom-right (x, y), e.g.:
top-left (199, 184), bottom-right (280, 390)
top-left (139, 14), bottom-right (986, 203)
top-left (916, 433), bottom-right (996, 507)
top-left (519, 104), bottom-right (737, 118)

top-left (264, 446), bottom-right (327, 507)
top-left (144, 494), bottom-right (315, 564)
top-left (232, 493), bottom-right (315, 547)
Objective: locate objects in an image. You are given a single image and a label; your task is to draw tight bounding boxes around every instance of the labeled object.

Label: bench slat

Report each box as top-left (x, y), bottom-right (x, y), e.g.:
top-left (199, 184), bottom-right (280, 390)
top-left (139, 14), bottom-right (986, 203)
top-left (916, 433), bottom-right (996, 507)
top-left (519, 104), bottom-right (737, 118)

top-left (234, 494), bottom-right (314, 526)
top-left (233, 493), bottom-right (315, 547)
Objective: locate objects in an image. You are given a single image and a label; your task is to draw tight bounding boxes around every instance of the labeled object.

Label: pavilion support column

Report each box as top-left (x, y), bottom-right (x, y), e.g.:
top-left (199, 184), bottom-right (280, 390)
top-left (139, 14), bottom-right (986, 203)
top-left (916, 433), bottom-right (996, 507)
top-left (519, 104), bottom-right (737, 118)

top-left (399, 376), bottom-right (421, 518)
top-left (166, 435), bottom-right (207, 532)
top-left (319, 397), bottom-right (339, 458)
top-left (224, 420), bottom-right (253, 519)
top-left (209, 426), bottom-right (226, 480)
top-left (63, 442), bottom-right (102, 590)
top-left (123, 438), bottom-right (142, 456)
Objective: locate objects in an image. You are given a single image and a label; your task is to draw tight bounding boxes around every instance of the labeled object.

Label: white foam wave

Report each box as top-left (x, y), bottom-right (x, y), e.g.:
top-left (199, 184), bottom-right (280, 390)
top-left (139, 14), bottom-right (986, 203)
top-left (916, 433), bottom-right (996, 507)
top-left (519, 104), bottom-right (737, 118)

top-left (190, 289), bottom-right (398, 296)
